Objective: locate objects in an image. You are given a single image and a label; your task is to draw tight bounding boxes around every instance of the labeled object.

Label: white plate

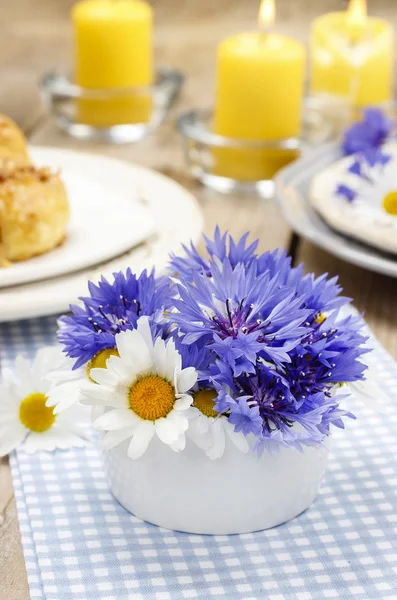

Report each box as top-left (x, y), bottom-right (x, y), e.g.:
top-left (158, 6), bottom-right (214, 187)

top-left (274, 143), bottom-right (397, 279)
top-left (0, 147), bottom-right (154, 288)
top-left (0, 147), bottom-right (203, 322)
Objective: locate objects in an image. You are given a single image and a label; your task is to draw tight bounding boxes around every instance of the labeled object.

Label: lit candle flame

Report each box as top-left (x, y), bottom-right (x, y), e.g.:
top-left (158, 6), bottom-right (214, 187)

top-left (347, 0), bottom-right (367, 24)
top-left (258, 0), bottom-right (275, 29)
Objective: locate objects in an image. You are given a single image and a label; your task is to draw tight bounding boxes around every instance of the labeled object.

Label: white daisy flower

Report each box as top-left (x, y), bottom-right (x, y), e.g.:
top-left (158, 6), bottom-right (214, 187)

top-left (46, 347), bottom-right (118, 415)
top-left (81, 316), bottom-right (197, 459)
top-left (188, 388), bottom-right (249, 460)
top-left (0, 347), bottom-right (90, 457)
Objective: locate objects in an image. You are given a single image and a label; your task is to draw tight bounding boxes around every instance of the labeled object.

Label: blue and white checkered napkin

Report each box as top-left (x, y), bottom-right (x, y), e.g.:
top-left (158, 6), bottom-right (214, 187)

top-left (3, 315), bottom-right (397, 600)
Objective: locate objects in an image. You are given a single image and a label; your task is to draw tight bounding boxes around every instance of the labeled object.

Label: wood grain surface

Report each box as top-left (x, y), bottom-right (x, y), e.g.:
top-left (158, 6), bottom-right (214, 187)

top-left (1, 1), bottom-right (397, 598)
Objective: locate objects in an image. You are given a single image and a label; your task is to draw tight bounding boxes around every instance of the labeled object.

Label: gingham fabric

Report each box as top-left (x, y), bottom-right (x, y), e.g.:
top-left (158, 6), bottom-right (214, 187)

top-left (2, 315), bottom-right (397, 600)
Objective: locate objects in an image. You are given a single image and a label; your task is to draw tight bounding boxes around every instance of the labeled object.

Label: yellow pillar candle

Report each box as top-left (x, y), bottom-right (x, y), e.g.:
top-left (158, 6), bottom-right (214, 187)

top-left (213, 0), bottom-right (306, 181)
top-left (72, 0), bottom-right (153, 127)
top-left (310, 0), bottom-right (394, 108)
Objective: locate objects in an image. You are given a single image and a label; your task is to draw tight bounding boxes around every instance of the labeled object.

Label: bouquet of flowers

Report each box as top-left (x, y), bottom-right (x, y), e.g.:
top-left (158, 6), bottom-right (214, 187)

top-left (1, 229), bottom-right (374, 460)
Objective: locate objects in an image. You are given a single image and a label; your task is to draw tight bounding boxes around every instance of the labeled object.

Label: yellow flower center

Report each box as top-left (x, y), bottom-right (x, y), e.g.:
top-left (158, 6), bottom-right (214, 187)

top-left (193, 389), bottom-right (219, 418)
top-left (315, 312), bottom-right (326, 325)
top-left (19, 392), bottom-right (55, 432)
top-left (383, 190), bottom-right (397, 215)
top-left (86, 347), bottom-right (119, 382)
top-left (129, 375), bottom-right (176, 421)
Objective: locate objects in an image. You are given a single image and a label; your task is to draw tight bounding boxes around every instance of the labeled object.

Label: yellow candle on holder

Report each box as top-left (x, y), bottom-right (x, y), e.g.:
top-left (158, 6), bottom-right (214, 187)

top-left (310, 0), bottom-right (394, 108)
top-left (213, 0), bottom-right (306, 181)
top-left (72, 0), bottom-right (153, 127)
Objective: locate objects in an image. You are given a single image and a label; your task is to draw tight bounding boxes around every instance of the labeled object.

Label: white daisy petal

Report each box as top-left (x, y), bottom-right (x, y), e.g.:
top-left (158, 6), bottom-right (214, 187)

top-left (91, 405), bottom-right (105, 422)
top-left (167, 410), bottom-right (189, 433)
top-left (14, 355), bottom-right (36, 391)
top-left (23, 430), bottom-right (57, 453)
top-left (207, 419), bottom-right (226, 460)
top-left (102, 426), bottom-right (137, 450)
top-left (89, 366), bottom-right (120, 387)
top-left (33, 346), bottom-right (64, 381)
top-left (195, 413), bottom-right (212, 435)
top-left (1, 368), bottom-right (16, 385)
top-left (166, 339), bottom-right (181, 382)
top-left (174, 394), bottom-right (193, 411)
top-left (136, 316), bottom-right (154, 350)
top-left (47, 381), bottom-right (82, 413)
top-left (183, 406), bottom-right (200, 419)
top-left (153, 337), bottom-right (168, 379)
top-left (170, 433), bottom-right (186, 452)
top-left (0, 384), bottom-right (20, 413)
top-left (0, 408), bottom-right (21, 424)
top-left (93, 408), bottom-right (139, 431)
top-left (105, 356), bottom-right (135, 384)
top-left (177, 367), bottom-right (197, 394)
top-left (187, 414), bottom-right (213, 450)
top-left (223, 419), bottom-right (250, 454)
top-left (155, 417), bottom-right (179, 444)
top-left (115, 328), bottom-right (152, 373)
top-left (80, 384), bottom-right (127, 408)
top-left (50, 427), bottom-right (89, 450)
top-left (127, 421), bottom-right (155, 459)
top-left (52, 395), bottom-right (81, 415)
top-left (46, 360), bottom-right (79, 383)
top-left (56, 406), bottom-right (91, 439)
top-left (45, 361), bottom-right (87, 413)
top-left (0, 422), bottom-right (27, 457)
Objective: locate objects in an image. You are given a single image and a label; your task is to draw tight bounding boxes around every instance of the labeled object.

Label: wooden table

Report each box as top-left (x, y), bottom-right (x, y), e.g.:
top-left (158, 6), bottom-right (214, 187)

top-left (1, 0), bottom-right (397, 597)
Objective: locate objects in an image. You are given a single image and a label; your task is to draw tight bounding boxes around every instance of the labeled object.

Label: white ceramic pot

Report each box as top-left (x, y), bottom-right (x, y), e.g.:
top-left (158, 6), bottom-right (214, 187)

top-left (104, 436), bottom-right (330, 535)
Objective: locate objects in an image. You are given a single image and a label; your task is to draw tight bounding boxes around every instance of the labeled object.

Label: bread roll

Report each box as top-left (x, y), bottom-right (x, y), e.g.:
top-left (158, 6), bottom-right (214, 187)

top-left (0, 114), bottom-right (29, 159)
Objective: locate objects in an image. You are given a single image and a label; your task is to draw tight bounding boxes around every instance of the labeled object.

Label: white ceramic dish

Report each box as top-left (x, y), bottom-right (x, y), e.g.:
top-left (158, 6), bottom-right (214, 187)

top-left (275, 143), bottom-right (397, 279)
top-left (0, 147), bottom-right (154, 288)
top-left (0, 147), bottom-right (203, 322)
top-left (104, 436), bottom-right (330, 535)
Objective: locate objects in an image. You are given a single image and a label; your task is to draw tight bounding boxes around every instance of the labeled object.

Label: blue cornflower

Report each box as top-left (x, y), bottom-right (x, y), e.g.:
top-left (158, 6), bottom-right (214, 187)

top-left (336, 184), bottom-right (357, 202)
top-left (294, 271), bottom-right (349, 316)
top-left (228, 368), bottom-right (297, 434)
top-left (169, 226), bottom-right (259, 283)
top-left (173, 256), bottom-right (310, 367)
top-left (284, 313), bottom-right (368, 401)
top-left (215, 364), bottom-right (355, 452)
top-left (342, 107), bottom-right (393, 156)
top-left (228, 397), bottom-right (263, 437)
top-left (255, 392), bottom-right (355, 454)
top-left (59, 269), bottom-right (173, 369)
top-left (364, 147), bottom-right (392, 167)
top-left (348, 159), bottom-right (362, 176)
top-left (210, 331), bottom-right (263, 377)
top-left (171, 229), bottom-right (368, 451)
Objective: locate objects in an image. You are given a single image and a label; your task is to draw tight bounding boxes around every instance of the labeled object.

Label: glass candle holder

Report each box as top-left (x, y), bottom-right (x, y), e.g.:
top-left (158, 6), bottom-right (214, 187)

top-left (178, 104), bottom-right (333, 198)
top-left (310, 12), bottom-right (394, 110)
top-left (40, 67), bottom-right (184, 143)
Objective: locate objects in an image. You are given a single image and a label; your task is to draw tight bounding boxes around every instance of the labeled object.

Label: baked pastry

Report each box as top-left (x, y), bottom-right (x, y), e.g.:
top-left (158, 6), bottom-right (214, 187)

top-left (0, 148), bottom-right (31, 173)
top-left (0, 114), bottom-right (29, 159)
top-left (0, 162), bottom-right (70, 263)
